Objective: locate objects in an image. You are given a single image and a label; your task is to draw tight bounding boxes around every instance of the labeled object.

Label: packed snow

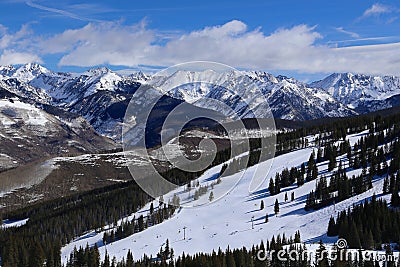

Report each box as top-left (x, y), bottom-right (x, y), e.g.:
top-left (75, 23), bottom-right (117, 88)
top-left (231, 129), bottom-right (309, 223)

top-left (1, 218), bottom-right (29, 229)
top-left (61, 130), bottom-right (384, 264)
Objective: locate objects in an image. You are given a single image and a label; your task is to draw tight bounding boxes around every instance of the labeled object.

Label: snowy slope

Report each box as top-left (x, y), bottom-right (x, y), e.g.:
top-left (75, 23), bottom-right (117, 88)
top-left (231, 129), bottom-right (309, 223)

top-left (0, 86), bottom-right (116, 170)
top-left (61, 130), bottom-right (383, 263)
top-left (0, 78), bottom-right (51, 104)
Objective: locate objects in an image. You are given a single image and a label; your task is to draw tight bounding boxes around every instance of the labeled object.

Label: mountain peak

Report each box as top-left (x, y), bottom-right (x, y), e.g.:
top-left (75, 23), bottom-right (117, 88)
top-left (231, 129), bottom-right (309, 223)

top-left (84, 66), bottom-right (112, 76)
top-left (18, 63), bottom-right (49, 73)
top-left (129, 71), bottom-right (150, 82)
top-left (12, 63), bottom-right (50, 83)
top-left (310, 72), bottom-right (400, 108)
top-left (244, 71), bottom-right (278, 83)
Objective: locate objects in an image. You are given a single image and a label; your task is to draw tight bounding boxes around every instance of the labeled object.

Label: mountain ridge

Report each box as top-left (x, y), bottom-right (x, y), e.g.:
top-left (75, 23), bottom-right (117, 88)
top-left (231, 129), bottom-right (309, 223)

top-left (1, 63), bottom-right (400, 142)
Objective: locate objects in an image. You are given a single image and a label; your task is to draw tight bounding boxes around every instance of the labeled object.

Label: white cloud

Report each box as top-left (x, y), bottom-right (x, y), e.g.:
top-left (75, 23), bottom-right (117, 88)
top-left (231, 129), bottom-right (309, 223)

top-left (0, 23), bottom-right (41, 65)
top-left (49, 22), bottom-right (155, 66)
top-left (0, 24), bottom-right (32, 49)
top-left (328, 36), bottom-right (400, 44)
top-left (2, 20), bottom-right (400, 76)
top-left (0, 49), bottom-right (42, 65)
top-left (48, 20), bottom-right (400, 76)
top-left (334, 27), bottom-right (360, 38)
top-left (363, 3), bottom-right (394, 17)
top-left (49, 21), bottom-right (323, 69)
top-left (25, 0), bottom-right (104, 22)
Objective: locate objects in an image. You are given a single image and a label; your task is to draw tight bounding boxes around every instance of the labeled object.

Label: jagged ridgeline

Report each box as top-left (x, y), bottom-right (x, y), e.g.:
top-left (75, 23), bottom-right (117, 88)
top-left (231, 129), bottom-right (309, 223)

top-left (2, 64), bottom-right (400, 145)
top-left (1, 107), bottom-right (400, 266)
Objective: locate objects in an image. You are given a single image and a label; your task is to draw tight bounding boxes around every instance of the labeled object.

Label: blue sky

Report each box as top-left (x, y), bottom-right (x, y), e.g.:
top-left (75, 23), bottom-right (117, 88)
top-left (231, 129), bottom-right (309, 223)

top-left (1, 0), bottom-right (400, 80)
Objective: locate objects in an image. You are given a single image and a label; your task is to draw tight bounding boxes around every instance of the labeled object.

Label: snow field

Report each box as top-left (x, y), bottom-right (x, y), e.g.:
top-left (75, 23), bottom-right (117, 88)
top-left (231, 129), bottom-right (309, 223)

top-left (61, 129), bottom-right (387, 264)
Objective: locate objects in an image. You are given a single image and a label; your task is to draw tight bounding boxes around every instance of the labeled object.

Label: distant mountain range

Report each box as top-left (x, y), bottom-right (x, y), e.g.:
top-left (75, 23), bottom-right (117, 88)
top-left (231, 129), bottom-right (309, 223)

top-left (1, 63), bottom-right (400, 153)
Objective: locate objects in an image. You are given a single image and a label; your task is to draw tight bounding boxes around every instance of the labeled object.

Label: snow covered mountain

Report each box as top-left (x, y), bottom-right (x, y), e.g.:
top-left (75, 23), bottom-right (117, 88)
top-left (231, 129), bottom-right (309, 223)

top-left (0, 65), bottom-right (142, 139)
top-left (0, 63), bottom-right (50, 83)
top-left (0, 82), bottom-right (115, 171)
top-left (1, 64), bottom-right (400, 142)
top-left (30, 67), bottom-right (126, 104)
top-left (149, 70), bottom-right (355, 120)
top-left (267, 79), bottom-right (354, 120)
top-left (310, 73), bottom-right (400, 113)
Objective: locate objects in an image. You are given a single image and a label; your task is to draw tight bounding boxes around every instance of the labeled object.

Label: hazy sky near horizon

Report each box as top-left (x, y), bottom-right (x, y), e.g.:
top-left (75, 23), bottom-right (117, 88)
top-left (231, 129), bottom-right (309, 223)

top-left (1, 0), bottom-right (400, 79)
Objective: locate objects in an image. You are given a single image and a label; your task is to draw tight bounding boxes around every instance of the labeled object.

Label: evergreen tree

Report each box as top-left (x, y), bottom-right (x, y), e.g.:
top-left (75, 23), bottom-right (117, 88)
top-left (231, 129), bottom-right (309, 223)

top-left (226, 251), bottom-right (236, 267)
top-left (281, 168), bottom-right (290, 187)
top-left (327, 144), bottom-right (337, 171)
top-left (268, 178), bottom-right (275, 195)
top-left (46, 249), bottom-right (54, 267)
top-left (165, 239), bottom-right (170, 259)
top-left (265, 213), bottom-right (269, 223)
top-left (390, 188), bottom-right (399, 207)
top-left (209, 191), bottom-right (214, 202)
top-left (150, 202), bottom-right (154, 214)
top-left (318, 176), bottom-right (329, 202)
top-left (274, 175), bottom-right (281, 194)
top-left (363, 230), bottom-right (374, 250)
top-left (260, 200), bottom-right (264, 210)
top-left (297, 171), bottom-right (305, 187)
top-left (274, 199), bottom-right (279, 215)
top-left (315, 240), bottom-right (329, 267)
top-left (312, 163), bottom-right (319, 180)
top-left (317, 148), bottom-right (323, 163)
top-left (327, 216), bottom-right (337, 236)
top-left (294, 230), bottom-right (301, 243)
top-left (389, 174), bottom-right (396, 193)
top-left (338, 174), bottom-right (350, 201)
top-left (300, 163), bottom-right (306, 183)
top-left (347, 221), bottom-right (362, 249)
top-left (92, 244), bottom-right (101, 267)
top-left (307, 151), bottom-right (316, 181)
top-left (102, 251), bottom-right (110, 267)
top-left (29, 242), bottom-right (44, 267)
top-left (305, 190), bottom-right (316, 211)
top-left (367, 174), bottom-right (373, 189)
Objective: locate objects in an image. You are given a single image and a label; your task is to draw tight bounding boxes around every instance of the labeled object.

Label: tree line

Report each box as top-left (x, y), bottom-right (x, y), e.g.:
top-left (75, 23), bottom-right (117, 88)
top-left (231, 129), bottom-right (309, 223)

top-left (327, 196), bottom-right (400, 250)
